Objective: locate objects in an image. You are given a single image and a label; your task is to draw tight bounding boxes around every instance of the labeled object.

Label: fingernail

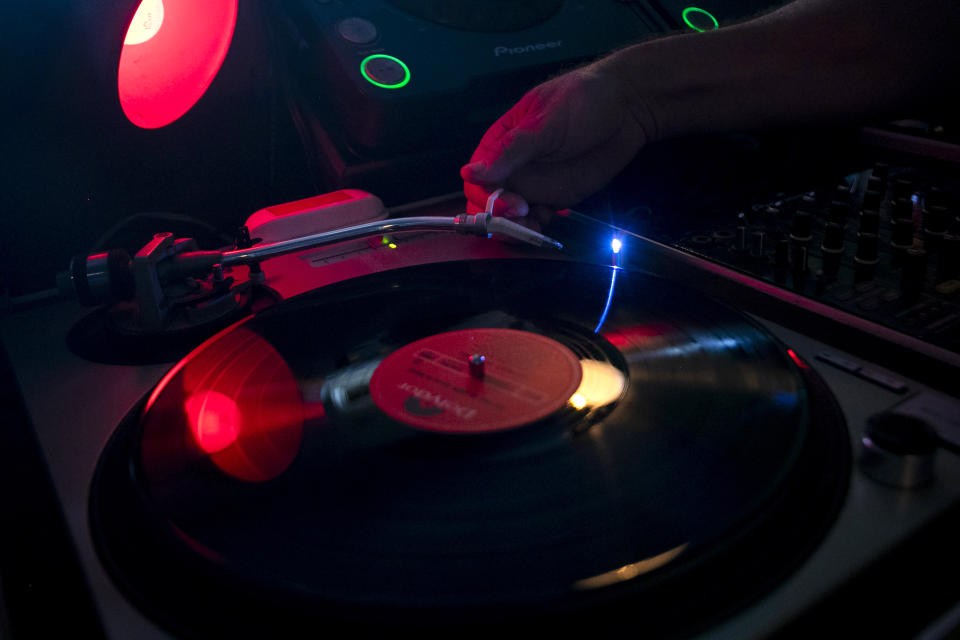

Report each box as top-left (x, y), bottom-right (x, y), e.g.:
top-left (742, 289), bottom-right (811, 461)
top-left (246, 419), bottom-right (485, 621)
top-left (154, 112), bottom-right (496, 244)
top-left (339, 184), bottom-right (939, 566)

top-left (460, 161), bottom-right (486, 180)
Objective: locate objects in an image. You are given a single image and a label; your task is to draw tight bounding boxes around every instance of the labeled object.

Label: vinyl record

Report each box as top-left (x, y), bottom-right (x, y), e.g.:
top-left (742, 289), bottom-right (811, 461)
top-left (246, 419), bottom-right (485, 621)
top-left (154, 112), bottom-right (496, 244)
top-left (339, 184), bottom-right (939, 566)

top-left (91, 258), bottom-right (850, 636)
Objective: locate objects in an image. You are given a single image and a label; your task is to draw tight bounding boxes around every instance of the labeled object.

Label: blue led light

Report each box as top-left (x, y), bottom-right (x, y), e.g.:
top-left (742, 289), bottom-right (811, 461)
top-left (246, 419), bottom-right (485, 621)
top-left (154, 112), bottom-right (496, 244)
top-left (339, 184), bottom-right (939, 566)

top-left (611, 238), bottom-right (622, 254)
top-left (593, 267), bottom-right (619, 334)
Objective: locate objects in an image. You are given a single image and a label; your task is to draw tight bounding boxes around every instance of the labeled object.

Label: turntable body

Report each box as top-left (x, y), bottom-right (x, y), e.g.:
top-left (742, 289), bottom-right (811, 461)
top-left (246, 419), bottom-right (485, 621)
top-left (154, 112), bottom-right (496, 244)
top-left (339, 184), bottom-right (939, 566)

top-left (2, 202), bottom-right (959, 638)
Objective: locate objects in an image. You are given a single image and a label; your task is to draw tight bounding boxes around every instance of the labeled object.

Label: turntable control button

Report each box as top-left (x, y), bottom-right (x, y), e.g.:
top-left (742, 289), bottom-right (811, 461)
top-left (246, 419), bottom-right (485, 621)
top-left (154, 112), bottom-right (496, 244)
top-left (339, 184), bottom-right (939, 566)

top-left (815, 352), bottom-right (908, 393)
top-left (815, 351), bottom-right (860, 373)
top-left (860, 412), bottom-right (937, 488)
top-left (337, 18), bottom-right (378, 44)
top-left (856, 367), bottom-right (908, 393)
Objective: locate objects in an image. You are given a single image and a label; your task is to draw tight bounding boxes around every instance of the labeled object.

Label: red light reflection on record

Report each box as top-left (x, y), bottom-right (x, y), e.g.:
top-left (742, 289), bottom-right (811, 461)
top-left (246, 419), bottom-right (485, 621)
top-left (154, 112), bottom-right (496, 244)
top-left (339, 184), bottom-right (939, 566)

top-left (602, 323), bottom-right (670, 349)
top-left (118, 0), bottom-right (238, 128)
top-left (143, 325), bottom-right (304, 482)
top-left (787, 349), bottom-right (809, 369)
top-left (185, 390), bottom-right (241, 454)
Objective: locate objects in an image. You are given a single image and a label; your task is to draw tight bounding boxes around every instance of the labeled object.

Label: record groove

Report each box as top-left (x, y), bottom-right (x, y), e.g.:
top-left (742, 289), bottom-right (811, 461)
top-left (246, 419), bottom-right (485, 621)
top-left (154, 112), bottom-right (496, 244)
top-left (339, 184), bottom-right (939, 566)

top-left (90, 258), bottom-right (850, 636)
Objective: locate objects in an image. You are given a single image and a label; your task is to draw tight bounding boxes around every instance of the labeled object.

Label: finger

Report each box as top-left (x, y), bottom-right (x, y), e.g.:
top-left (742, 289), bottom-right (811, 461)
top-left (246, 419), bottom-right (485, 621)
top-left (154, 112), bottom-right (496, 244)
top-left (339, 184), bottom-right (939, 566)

top-left (464, 181), bottom-right (530, 217)
top-left (463, 181), bottom-right (490, 214)
top-left (492, 190), bottom-right (529, 217)
top-left (505, 127), bottom-right (644, 209)
top-left (465, 126), bottom-right (546, 186)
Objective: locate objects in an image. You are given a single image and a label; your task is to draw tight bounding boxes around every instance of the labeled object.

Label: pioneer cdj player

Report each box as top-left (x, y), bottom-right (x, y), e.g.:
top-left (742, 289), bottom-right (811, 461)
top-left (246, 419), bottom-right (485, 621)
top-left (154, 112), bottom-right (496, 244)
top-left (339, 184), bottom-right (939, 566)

top-left (273, 0), bottom-right (784, 200)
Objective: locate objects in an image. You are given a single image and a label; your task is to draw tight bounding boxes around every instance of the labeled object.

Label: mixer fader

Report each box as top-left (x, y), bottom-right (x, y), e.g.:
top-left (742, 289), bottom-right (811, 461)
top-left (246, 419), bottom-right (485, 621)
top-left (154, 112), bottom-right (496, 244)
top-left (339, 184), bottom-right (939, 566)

top-left (664, 158), bottom-right (960, 356)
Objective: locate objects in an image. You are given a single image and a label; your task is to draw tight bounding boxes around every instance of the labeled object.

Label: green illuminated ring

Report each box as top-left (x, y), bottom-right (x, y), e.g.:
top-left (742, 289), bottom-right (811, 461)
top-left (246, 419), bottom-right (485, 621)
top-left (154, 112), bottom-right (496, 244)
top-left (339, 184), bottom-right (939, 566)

top-left (360, 54), bottom-right (411, 89)
top-left (682, 7), bottom-right (719, 32)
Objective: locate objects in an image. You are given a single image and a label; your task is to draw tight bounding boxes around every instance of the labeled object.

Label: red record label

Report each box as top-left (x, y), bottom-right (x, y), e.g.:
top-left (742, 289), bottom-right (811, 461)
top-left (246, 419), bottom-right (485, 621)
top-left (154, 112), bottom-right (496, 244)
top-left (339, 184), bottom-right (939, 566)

top-left (369, 329), bottom-right (583, 434)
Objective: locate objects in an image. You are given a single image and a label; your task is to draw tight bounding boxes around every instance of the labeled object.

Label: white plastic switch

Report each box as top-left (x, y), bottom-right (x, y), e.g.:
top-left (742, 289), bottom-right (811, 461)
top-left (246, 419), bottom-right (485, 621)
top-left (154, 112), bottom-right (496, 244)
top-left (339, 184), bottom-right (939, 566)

top-left (244, 189), bottom-right (388, 244)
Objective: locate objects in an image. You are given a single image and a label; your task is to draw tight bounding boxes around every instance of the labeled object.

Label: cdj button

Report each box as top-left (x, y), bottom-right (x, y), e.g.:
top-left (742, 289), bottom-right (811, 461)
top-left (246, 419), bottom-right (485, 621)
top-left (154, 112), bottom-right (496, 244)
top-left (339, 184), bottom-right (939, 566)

top-left (338, 17), bottom-right (378, 44)
top-left (360, 54), bottom-right (411, 89)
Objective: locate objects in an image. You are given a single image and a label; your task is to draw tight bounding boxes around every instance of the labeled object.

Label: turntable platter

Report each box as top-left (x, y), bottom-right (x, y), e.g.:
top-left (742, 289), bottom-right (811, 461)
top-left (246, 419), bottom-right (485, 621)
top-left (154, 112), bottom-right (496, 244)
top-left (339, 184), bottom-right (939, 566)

top-left (90, 259), bottom-right (850, 635)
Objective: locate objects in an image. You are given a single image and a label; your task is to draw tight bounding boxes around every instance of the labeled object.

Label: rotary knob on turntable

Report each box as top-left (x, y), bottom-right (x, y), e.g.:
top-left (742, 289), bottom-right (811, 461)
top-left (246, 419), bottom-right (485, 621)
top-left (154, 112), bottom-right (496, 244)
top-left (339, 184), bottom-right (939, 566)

top-left (859, 412), bottom-right (939, 489)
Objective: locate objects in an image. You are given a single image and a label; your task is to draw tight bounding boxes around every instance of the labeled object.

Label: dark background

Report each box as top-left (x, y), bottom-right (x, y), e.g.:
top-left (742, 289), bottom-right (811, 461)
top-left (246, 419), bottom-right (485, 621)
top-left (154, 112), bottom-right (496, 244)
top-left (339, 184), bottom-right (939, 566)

top-left (0, 0), bottom-right (791, 300)
top-left (0, 0), bottom-right (318, 299)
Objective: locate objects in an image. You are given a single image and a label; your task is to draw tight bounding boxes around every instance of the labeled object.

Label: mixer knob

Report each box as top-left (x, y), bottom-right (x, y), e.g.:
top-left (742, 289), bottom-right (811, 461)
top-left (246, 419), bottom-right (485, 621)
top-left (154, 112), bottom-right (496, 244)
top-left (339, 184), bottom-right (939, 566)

top-left (834, 184), bottom-right (851, 201)
top-left (904, 246), bottom-right (928, 275)
top-left (862, 189), bottom-right (883, 212)
top-left (750, 230), bottom-right (765, 258)
top-left (926, 186), bottom-right (952, 210)
top-left (871, 162), bottom-right (889, 182)
top-left (821, 222), bottom-right (845, 253)
top-left (854, 232), bottom-right (879, 282)
top-left (790, 210), bottom-right (813, 242)
top-left (859, 209), bottom-right (880, 234)
top-left (891, 217), bottom-right (915, 249)
top-left (901, 247), bottom-right (928, 300)
top-left (940, 234), bottom-right (960, 280)
top-left (820, 223), bottom-right (844, 279)
top-left (762, 206), bottom-right (782, 232)
top-left (924, 205), bottom-right (949, 235)
top-left (892, 198), bottom-right (915, 222)
top-left (736, 212), bottom-right (748, 251)
top-left (791, 244), bottom-right (808, 273)
top-left (855, 232), bottom-right (880, 265)
top-left (775, 235), bottom-right (790, 268)
top-left (867, 176), bottom-right (885, 194)
top-left (828, 200), bottom-right (851, 225)
top-left (891, 178), bottom-right (914, 202)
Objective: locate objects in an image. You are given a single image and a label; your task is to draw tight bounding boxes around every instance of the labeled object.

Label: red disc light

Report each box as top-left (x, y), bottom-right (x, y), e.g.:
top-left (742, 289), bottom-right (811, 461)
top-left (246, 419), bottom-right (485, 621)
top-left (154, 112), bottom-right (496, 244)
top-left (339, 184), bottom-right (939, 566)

top-left (117, 0), bottom-right (238, 128)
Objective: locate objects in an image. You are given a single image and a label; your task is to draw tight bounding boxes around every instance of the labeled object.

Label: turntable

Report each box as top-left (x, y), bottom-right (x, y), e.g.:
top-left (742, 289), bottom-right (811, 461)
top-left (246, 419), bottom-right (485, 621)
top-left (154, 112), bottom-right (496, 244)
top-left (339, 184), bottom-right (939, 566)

top-left (2, 181), bottom-right (960, 638)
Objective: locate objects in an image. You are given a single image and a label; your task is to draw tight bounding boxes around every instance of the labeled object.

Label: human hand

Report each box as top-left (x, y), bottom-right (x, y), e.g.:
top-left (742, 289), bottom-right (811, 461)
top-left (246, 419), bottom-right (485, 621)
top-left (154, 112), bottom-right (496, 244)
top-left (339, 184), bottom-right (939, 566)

top-left (461, 60), bottom-right (650, 226)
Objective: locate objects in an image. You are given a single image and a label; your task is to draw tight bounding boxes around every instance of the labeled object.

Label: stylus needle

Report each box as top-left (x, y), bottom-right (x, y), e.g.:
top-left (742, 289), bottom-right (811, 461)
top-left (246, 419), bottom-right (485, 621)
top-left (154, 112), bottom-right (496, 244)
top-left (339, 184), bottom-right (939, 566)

top-left (486, 216), bottom-right (564, 250)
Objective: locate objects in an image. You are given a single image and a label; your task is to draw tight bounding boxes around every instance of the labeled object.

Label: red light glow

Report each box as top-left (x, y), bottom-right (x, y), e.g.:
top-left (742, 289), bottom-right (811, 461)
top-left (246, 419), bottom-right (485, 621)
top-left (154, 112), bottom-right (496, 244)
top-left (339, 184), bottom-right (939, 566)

top-left (118, 0), bottom-right (238, 128)
top-left (185, 390), bottom-right (241, 454)
top-left (142, 325), bottom-right (305, 483)
top-left (787, 349), bottom-right (809, 369)
top-left (602, 324), bottom-right (670, 349)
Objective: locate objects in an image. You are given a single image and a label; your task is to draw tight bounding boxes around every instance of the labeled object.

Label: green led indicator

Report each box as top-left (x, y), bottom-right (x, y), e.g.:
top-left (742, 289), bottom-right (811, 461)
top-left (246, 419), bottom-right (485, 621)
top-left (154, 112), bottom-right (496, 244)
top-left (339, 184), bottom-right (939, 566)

top-left (682, 7), bottom-right (719, 32)
top-left (360, 54), bottom-right (411, 89)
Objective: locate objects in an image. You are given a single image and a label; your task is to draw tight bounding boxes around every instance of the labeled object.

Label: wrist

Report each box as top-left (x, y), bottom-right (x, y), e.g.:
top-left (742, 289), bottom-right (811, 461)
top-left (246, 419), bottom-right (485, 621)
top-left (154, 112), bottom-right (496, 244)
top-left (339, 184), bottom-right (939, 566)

top-left (590, 50), bottom-right (664, 145)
